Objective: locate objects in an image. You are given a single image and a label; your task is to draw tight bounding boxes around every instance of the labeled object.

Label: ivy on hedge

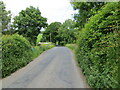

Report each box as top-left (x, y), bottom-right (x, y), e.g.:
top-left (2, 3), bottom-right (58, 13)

top-left (76, 2), bottom-right (120, 88)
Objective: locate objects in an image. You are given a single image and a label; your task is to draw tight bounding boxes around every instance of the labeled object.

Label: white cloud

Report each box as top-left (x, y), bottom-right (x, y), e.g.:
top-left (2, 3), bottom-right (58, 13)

top-left (2, 0), bottom-right (75, 24)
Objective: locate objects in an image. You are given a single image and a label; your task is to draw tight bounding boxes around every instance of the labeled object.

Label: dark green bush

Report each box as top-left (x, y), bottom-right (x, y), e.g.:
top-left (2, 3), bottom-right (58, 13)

top-left (76, 2), bottom-right (120, 88)
top-left (2, 34), bottom-right (32, 78)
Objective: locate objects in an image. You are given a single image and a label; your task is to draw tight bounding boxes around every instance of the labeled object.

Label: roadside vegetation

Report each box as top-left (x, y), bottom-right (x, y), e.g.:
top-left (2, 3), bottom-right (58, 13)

top-left (2, 34), bottom-right (32, 78)
top-left (1, 0), bottom-right (119, 88)
top-left (66, 2), bottom-right (119, 88)
top-left (70, 2), bottom-right (120, 88)
top-left (1, 1), bottom-right (54, 78)
top-left (2, 34), bottom-right (54, 78)
top-left (65, 44), bottom-right (77, 51)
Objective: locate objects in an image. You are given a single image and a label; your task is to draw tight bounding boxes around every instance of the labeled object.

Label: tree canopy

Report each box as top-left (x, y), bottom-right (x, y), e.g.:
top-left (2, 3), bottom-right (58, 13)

top-left (13, 6), bottom-right (48, 44)
top-left (57, 19), bottom-right (76, 45)
top-left (41, 22), bottom-right (61, 43)
top-left (71, 2), bottom-right (105, 29)
top-left (41, 19), bottom-right (76, 45)
top-left (0, 1), bottom-right (11, 34)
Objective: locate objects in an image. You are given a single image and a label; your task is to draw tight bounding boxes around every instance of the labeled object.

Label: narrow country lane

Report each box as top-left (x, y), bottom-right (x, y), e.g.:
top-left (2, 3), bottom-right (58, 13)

top-left (2, 47), bottom-right (89, 88)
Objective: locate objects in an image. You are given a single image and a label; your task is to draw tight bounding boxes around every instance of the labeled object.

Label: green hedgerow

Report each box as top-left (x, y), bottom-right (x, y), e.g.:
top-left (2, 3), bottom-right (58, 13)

top-left (76, 2), bottom-right (120, 88)
top-left (2, 34), bottom-right (32, 78)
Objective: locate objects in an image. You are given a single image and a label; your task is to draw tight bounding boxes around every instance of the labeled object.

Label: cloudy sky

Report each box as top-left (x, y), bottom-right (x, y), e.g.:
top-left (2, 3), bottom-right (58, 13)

top-left (2, 0), bottom-right (77, 24)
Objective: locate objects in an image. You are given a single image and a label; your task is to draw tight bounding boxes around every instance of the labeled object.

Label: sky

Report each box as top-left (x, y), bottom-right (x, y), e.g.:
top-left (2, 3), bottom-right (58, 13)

top-left (2, 0), bottom-right (77, 25)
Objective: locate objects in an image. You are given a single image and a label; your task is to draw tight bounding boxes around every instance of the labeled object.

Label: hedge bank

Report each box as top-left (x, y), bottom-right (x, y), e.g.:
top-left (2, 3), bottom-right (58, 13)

top-left (76, 2), bottom-right (120, 88)
top-left (2, 34), bottom-right (32, 78)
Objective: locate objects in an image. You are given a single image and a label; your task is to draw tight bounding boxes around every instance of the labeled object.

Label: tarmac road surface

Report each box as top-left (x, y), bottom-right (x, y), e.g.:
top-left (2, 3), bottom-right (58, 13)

top-left (2, 47), bottom-right (89, 88)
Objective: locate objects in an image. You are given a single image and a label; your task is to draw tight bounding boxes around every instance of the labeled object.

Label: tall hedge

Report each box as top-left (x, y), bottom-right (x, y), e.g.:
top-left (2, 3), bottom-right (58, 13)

top-left (76, 2), bottom-right (120, 88)
top-left (2, 34), bottom-right (33, 78)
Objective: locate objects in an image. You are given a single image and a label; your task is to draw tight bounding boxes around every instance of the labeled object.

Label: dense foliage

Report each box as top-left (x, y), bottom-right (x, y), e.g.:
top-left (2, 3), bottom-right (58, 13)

top-left (76, 2), bottom-right (120, 88)
top-left (13, 6), bottom-right (47, 44)
top-left (1, 1), bottom-right (119, 89)
top-left (2, 34), bottom-right (32, 78)
top-left (1, 2), bottom-right (55, 78)
top-left (0, 1), bottom-right (11, 34)
top-left (42, 20), bottom-right (76, 45)
top-left (57, 19), bottom-right (76, 45)
top-left (41, 22), bottom-right (62, 43)
top-left (71, 2), bottom-right (105, 29)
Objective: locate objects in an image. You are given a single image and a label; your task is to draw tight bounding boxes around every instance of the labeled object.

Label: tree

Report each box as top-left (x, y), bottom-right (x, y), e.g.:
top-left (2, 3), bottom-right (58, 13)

top-left (42, 22), bottom-right (61, 43)
top-left (42, 20), bottom-right (77, 45)
top-left (0, 1), bottom-right (11, 34)
top-left (71, 2), bottom-right (105, 29)
top-left (57, 19), bottom-right (76, 45)
top-left (13, 6), bottom-right (47, 45)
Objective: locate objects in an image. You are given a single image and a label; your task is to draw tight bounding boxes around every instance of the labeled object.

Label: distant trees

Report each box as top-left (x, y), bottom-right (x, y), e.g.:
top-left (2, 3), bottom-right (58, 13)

top-left (57, 19), bottom-right (76, 45)
top-left (13, 6), bottom-right (48, 45)
top-left (42, 19), bottom-right (76, 45)
top-left (41, 22), bottom-right (62, 44)
top-left (0, 1), bottom-right (11, 34)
